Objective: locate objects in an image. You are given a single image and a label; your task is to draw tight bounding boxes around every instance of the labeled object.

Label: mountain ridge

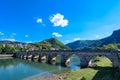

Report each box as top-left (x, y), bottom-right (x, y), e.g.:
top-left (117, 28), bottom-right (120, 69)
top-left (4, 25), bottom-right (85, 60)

top-left (67, 29), bottom-right (120, 50)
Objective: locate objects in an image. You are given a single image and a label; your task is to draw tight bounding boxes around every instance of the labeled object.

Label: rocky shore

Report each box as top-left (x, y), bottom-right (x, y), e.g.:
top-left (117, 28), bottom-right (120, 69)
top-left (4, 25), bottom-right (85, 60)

top-left (28, 72), bottom-right (70, 80)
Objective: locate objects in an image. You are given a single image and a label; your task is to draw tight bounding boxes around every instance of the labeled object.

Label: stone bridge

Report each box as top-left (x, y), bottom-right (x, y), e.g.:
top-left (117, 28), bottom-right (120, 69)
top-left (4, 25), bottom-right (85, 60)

top-left (14, 50), bottom-right (120, 70)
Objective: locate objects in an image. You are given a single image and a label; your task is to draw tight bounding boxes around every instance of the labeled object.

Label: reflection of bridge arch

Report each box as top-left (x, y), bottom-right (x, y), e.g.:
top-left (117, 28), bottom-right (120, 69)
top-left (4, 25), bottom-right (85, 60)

top-left (69, 54), bottom-right (81, 69)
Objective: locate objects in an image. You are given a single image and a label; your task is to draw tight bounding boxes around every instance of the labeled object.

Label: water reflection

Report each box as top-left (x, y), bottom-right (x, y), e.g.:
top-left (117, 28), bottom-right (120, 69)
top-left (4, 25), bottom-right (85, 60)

top-left (70, 55), bottom-right (81, 70)
top-left (0, 57), bottom-right (70, 80)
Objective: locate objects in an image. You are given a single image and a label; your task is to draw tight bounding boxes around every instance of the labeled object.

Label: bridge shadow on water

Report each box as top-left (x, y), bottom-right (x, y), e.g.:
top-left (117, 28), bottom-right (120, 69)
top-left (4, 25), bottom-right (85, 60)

top-left (90, 66), bottom-right (120, 80)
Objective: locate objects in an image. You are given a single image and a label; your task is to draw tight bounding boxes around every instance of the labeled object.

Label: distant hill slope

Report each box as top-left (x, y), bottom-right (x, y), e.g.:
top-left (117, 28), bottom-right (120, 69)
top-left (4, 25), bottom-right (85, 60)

top-left (0, 40), bottom-right (25, 44)
top-left (91, 29), bottom-right (120, 47)
top-left (0, 38), bottom-right (70, 50)
top-left (66, 40), bottom-right (97, 50)
top-left (67, 29), bottom-right (120, 50)
top-left (34, 38), bottom-right (70, 50)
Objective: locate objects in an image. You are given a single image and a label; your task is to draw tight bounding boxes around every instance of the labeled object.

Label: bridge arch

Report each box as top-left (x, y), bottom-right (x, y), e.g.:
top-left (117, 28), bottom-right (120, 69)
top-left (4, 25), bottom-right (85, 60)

top-left (48, 53), bottom-right (58, 65)
top-left (27, 52), bottom-right (33, 59)
top-left (61, 53), bottom-right (81, 68)
top-left (40, 53), bottom-right (47, 63)
top-left (86, 54), bottom-right (118, 68)
top-left (32, 52), bottom-right (39, 62)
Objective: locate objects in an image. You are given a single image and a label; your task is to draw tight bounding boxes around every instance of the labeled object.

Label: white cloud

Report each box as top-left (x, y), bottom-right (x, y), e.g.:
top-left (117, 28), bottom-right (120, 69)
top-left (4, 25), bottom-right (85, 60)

top-left (49, 13), bottom-right (68, 27)
top-left (12, 33), bottom-right (16, 36)
top-left (36, 18), bottom-right (42, 23)
top-left (25, 35), bottom-right (29, 37)
top-left (73, 38), bottom-right (80, 41)
top-left (52, 32), bottom-right (62, 37)
top-left (26, 41), bottom-right (32, 43)
top-left (106, 32), bottom-right (109, 35)
top-left (95, 35), bottom-right (100, 38)
top-left (0, 32), bottom-right (4, 36)
top-left (2, 38), bottom-right (16, 42)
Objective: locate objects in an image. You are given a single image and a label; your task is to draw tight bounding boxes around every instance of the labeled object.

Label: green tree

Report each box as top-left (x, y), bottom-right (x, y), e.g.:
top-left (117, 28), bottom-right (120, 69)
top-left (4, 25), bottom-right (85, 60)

top-left (0, 44), bottom-right (3, 53)
top-left (81, 77), bottom-right (86, 80)
top-left (100, 44), bottom-right (118, 50)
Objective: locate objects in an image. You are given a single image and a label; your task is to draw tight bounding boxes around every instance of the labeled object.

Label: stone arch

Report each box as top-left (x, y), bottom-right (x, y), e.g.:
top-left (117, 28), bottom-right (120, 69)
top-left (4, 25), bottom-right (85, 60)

top-left (32, 52), bottom-right (39, 62)
top-left (48, 53), bottom-right (58, 65)
top-left (62, 53), bottom-right (80, 67)
top-left (87, 54), bottom-right (117, 68)
top-left (27, 52), bottom-right (32, 59)
top-left (40, 53), bottom-right (47, 63)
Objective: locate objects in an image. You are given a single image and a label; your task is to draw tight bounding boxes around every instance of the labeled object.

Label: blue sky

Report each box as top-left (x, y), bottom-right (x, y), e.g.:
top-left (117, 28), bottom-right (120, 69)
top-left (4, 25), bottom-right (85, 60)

top-left (0, 0), bottom-right (120, 43)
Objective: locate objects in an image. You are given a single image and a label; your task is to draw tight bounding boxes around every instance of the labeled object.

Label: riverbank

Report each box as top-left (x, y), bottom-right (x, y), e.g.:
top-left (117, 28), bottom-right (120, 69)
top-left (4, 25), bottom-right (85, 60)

top-left (26, 72), bottom-right (70, 80)
top-left (0, 54), bottom-right (13, 59)
top-left (0, 54), bottom-right (13, 57)
top-left (65, 56), bottom-right (120, 80)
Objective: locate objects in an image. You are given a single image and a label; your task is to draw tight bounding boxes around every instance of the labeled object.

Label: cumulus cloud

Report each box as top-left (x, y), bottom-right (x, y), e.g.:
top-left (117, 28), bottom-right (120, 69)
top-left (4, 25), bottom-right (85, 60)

top-left (2, 38), bottom-right (16, 42)
top-left (25, 35), bottom-right (29, 38)
top-left (95, 35), bottom-right (100, 38)
top-left (73, 38), bottom-right (80, 41)
top-left (52, 32), bottom-right (62, 37)
top-left (0, 32), bottom-right (4, 36)
top-left (49, 13), bottom-right (68, 27)
top-left (36, 18), bottom-right (42, 23)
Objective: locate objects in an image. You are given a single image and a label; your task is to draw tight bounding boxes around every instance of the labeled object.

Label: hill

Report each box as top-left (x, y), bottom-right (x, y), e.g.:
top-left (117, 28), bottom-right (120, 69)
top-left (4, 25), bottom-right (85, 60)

top-left (66, 40), bottom-right (97, 50)
top-left (67, 29), bottom-right (120, 50)
top-left (34, 38), bottom-right (70, 50)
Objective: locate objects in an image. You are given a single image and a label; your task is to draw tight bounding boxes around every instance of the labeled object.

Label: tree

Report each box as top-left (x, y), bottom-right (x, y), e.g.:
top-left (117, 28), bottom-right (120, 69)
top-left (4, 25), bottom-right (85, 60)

top-left (100, 44), bottom-right (118, 50)
top-left (81, 77), bottom-right (86, 80)
top-left (2, 45), bottom-right (14, 53)
top-left (0, 44), bottom-right (3, 53)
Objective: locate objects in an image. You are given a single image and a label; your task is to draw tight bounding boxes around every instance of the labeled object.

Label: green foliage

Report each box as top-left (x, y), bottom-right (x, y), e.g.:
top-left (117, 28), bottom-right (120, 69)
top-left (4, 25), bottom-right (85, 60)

top-left (0, 44), bottom-right (3, 53)
top-left (81, 77), bottom-right (86, 80)
top-left (67, 40), bottom-right (97, 50)
top-left (34, 38), bottom-right (70, 50)
top-left (2, 45), bottom-right (14, 53)
top-left (0, 38), bottom-right (70, 54)
top-left (99, 43), bottom-right (120, 50)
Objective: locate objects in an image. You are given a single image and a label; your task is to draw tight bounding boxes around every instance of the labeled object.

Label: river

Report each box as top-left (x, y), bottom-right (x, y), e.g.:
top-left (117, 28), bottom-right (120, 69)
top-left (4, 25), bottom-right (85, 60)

top-left (0, 56), bottom-right (80, 80)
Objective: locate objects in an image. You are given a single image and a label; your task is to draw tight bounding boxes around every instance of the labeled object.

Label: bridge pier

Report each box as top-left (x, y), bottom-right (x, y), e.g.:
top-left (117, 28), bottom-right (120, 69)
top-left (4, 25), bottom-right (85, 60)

top-left (80, 54), bottom-right (92, 68)
top-left (119, 64), bottom-right (120, 71)
top-left (48, 54), bottom-right (58, 65)
top-left (61, 54), bottom-right (70, 67)
top-left (23, 55), bottom-right (27, 59)
top-left (20, 55), bottom-right (23, 59)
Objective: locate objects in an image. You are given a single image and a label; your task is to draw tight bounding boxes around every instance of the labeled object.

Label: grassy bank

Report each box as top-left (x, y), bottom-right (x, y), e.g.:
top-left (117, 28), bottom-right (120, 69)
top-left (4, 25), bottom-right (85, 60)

top-left (65, 56), bottom-right (120, 80)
